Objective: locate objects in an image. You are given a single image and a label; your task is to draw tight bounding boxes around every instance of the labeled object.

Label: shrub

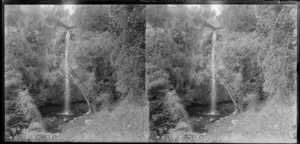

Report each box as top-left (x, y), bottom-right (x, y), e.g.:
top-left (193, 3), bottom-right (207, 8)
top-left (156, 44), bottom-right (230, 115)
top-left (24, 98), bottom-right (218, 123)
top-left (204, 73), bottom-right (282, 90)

top-left (15, 90), bottom-right (44, 124)
top-left (164, 90), bottom-right (190, 125)
top-left (242, 93), bottom-right (259, 110)
top-left (189, 117), bottom-right (206, 133)
top-left (5, 89), bottom-right (45, 141)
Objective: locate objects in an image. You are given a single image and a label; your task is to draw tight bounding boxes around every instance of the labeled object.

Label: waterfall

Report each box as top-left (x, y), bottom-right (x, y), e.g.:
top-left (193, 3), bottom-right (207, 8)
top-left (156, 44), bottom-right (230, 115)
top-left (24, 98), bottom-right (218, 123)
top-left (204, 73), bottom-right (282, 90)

top-left (210, 31), bottom-right (217, 114)
top-left (63, 31), bottom-right (71, 114)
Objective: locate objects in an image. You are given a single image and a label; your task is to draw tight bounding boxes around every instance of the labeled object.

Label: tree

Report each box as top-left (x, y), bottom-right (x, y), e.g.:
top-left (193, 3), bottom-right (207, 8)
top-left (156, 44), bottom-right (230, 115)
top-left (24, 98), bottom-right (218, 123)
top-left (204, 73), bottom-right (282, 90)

top-left (147, 5), bottom-right (222, 140)
top-left (257, 5), bottom-right (297, 105)
top-left (5, 5), bottom-right (64, 137)
top-left (214, 5), bottom-right (297, 111)
top-left (109, 5), bottom-right (146, 105)
top-left (73, 5), bottom-right (109, 32)
top-left (218, 5), bottom-right (257, 33)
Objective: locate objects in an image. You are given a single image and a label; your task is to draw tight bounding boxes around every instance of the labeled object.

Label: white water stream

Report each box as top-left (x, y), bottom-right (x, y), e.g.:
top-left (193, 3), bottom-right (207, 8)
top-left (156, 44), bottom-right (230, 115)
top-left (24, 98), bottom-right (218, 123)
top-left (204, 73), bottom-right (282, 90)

top-left (210, 31), bottom-right (217, 115)
top-left (63, 31), bottom-right (71, 115)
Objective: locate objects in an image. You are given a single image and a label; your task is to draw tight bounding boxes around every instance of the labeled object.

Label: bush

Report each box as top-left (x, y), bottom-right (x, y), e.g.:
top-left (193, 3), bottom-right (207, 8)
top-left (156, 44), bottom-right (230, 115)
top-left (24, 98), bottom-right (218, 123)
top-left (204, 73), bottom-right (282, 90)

top-left (242, 93), bottom-right (259, 110)
top-left (5, 89), bottom-right (45, 141)
top-left (15, 90), bottom-right (44, 125)
top-left (189, 117), bottom-right (206, 133)
top-left (164, 90), bottom-right (190, 125)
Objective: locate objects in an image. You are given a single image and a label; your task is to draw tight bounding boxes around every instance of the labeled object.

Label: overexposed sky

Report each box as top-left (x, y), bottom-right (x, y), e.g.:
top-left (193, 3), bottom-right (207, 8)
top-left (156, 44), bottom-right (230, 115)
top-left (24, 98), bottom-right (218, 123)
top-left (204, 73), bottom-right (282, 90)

top-left (187, 5), bottom-right (221, 16)
top-left (63, 5), bottom-right (220, 16)
top-left (211, 5), bottom-right (221, 16)
top-left (64, 5), bottom-right (75, 15)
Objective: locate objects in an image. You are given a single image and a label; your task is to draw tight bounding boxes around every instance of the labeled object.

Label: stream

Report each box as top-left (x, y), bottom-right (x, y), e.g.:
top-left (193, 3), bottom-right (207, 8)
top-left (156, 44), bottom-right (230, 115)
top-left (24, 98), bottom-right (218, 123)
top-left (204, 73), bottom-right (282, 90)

top-left (186, 102), bottom-right (235, 133)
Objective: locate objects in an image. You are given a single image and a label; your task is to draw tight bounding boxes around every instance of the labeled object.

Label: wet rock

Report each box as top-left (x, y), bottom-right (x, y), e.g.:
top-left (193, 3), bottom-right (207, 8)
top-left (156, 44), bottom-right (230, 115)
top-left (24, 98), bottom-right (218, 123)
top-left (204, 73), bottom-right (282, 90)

top-left (231, 119), bottom-right (239, 125)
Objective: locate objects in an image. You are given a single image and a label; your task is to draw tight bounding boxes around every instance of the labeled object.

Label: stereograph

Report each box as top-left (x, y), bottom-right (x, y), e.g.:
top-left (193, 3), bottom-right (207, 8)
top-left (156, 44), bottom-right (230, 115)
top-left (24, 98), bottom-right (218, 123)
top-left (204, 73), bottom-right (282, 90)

top-left (3, 0), bottom-right (298, 142)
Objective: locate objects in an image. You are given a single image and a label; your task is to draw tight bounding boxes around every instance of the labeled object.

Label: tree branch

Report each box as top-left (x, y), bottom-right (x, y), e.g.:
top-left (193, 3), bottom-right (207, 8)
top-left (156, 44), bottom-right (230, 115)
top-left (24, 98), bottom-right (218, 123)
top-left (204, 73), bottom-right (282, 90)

top-left (67, 71), bottom-right (93, 114)
top-left (46, 15), bottom-right (77, 30)
top-left (193, 17), bottom-right (223, 31)
top-left (213, 70), bottom-right (238, 114)
top-left (56, 20), bottom-right (77, 30)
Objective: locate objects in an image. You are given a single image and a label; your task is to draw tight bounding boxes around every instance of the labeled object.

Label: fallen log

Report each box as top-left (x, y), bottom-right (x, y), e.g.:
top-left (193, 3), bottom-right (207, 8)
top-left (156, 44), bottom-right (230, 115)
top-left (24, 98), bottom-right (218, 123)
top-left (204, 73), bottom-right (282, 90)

top-left (213, 71), bottom-right (238, 115)
top-left (67, 71), bottom-right (93, 115)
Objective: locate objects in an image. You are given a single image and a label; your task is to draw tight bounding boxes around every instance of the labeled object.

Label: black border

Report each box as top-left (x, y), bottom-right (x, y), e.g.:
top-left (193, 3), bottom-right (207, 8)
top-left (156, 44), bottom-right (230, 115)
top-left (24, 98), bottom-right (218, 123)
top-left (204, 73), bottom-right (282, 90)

top-left (1, 0), bottom-right (300, 4)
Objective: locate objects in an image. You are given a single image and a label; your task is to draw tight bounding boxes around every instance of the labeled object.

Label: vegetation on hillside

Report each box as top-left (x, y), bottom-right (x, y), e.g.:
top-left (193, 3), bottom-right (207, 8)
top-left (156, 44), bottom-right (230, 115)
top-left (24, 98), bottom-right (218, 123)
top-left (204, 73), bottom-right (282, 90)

top-left (146, 5), bottom-right (297, 142)
top-left (4, 4), bottom-right (297, 142)
top-left (5, 5), bottom-right (147, 141)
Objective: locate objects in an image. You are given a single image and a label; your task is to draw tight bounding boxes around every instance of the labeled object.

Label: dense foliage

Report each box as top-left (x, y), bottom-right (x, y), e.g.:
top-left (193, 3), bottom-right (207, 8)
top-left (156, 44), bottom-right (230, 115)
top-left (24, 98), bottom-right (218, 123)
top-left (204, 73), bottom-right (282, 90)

top-left (146, 5), bottom-right (226, 140)
top-left (5, 4), bottom-right (297, 142)
top-left (4, 5), bottom-right (69, 140)
top-left (5, 5), bottom-right (147, 141)
top-left (215, 5), bottom-right (297, 110)
top-left (146, 5), bottom-right (297, 141)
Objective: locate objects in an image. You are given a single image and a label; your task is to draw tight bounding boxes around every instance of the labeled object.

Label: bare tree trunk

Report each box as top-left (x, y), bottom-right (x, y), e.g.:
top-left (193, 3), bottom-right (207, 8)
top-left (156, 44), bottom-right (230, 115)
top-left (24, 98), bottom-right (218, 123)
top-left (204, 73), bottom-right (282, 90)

top-left (193, 16), bottom-right (223, 31)
top-left (67, 71), bottom-right (93, 114)
top-left (213, 71), bottom-right (238, 115)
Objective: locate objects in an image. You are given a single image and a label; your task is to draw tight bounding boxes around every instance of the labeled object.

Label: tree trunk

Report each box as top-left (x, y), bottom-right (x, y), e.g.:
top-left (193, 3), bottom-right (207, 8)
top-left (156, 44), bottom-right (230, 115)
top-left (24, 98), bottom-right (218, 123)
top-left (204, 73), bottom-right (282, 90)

top-left (213, 72), bottom-right (238, 114)
top-left (46, 15), bottom-right (76, 30)
top-left (193, 16), bottom-right (223, 31)
top-left (56, 20), bottom-right (77, 30)
top-left (67, 71), bottom-right (94, 114)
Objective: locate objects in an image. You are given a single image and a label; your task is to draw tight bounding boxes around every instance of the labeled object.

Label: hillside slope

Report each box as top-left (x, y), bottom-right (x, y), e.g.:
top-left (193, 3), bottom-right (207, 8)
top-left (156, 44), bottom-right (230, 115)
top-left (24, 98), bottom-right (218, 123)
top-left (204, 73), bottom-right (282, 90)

top-left (202, 97), bottom-right (297, 143)
top-left (59, 98), bottom-right (150, 142)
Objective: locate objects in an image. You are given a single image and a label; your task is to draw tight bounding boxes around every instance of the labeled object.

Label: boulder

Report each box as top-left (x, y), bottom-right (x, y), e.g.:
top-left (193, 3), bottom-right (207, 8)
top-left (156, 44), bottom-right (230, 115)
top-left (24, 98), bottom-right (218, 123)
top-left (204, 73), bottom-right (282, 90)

top-left (21, 127), bottom-right (44, 141)
top-left (231, 119), bottom-right (239, 125)
top-left (169, 130), bottom-right (185, 142)
top-left (169, 121), bottom-right (193, 141)
top-left (85, 119), bottom-right (92, 125)
top-left (175, 122), bottom-right (191, 132)
top-left (28, 122), bottom-right (45, 133)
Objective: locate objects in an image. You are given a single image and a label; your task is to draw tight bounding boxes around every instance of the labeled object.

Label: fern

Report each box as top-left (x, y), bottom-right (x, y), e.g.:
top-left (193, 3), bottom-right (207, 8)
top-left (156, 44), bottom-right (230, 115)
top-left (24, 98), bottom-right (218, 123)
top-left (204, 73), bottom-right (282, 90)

top-left (164, 90), bottom-right (192, 131)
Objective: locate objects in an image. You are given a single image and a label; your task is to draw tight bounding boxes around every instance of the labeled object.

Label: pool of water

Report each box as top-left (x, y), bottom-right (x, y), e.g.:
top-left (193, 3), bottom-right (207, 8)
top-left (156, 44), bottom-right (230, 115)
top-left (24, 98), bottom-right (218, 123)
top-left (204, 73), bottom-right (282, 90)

top-left (187, 102), bottom-right (235, 118)
top-left (40, 102), bottom-right (89, 133)
top-left (187, 102), bottom-right (235, 133)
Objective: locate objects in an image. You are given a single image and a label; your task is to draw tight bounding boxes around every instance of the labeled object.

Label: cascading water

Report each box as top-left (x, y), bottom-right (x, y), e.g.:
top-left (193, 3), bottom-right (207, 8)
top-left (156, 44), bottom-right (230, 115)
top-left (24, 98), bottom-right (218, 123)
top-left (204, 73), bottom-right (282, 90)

top-left (210, 31), bottom-right (217, 115)
top-left (62, 31), bottom-right (72, 115)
